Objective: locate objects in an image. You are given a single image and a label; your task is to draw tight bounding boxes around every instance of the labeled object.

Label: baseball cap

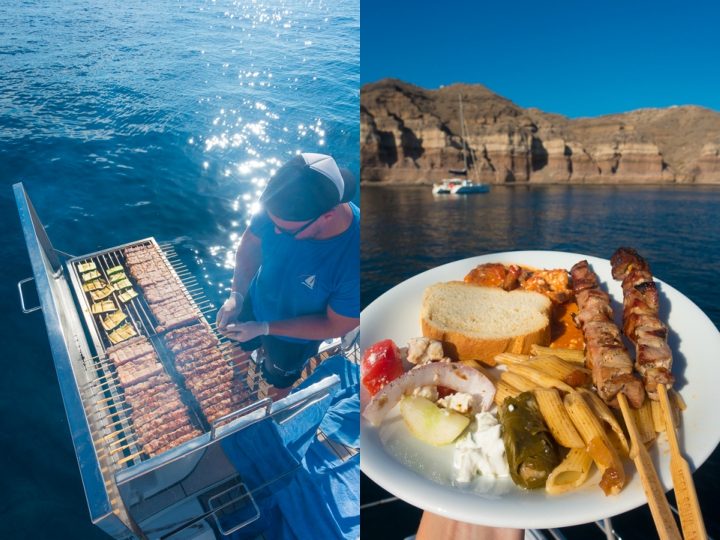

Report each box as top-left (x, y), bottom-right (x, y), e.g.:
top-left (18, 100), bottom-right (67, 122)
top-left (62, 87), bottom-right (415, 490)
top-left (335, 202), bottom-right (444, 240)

top-left (259, 153), bottom-right (357, 221)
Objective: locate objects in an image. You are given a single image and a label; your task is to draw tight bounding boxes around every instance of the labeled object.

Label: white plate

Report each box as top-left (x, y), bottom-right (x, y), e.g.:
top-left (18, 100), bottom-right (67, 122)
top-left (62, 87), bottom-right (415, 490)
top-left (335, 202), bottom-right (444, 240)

top-left (360, 250), bottom-right (720, 528)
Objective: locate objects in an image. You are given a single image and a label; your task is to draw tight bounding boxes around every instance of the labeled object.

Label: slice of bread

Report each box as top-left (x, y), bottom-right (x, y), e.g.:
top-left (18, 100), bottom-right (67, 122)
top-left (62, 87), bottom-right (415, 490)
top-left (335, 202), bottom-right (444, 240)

top-left (421, 282), bottom-right (552, 366)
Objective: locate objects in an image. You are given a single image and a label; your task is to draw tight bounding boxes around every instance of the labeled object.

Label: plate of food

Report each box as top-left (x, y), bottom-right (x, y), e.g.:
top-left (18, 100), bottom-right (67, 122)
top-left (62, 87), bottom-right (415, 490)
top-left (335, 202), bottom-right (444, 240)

top-left (360, 250), bottom-right (720, 529)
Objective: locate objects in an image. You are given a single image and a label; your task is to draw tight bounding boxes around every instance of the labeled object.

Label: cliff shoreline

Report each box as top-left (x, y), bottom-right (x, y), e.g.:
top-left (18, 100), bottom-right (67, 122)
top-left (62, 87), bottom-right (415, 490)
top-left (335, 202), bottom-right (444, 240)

top-left (361, 79), bottom-right (720, 185)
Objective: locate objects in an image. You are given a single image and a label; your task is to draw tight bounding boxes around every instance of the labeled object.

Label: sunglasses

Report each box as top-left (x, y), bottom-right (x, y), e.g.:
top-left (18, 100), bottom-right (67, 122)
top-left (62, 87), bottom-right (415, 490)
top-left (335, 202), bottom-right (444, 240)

top-left (273, 214), bottom-right (321, 237)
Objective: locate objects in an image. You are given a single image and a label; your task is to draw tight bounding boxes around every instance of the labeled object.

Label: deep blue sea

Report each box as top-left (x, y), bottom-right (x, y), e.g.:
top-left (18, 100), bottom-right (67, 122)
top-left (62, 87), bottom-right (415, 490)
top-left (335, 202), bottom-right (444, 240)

top-left (0, 1), bottom-right (358, 538)
top-left (361, 185), bottom-right (720, 540)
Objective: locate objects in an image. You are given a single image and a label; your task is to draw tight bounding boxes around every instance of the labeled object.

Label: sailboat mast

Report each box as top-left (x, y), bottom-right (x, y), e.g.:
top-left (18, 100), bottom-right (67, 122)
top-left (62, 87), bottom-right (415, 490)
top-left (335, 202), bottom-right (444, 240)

top-left (458, 94), bottom-right (477, 182)
top-left (459, 94), bottom-right (468, 176)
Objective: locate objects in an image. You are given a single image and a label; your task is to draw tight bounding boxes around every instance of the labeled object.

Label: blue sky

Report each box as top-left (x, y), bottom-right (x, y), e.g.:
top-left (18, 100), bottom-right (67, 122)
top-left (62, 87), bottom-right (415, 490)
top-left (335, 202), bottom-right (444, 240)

top-left (361, 0), bottom-right (720, 118)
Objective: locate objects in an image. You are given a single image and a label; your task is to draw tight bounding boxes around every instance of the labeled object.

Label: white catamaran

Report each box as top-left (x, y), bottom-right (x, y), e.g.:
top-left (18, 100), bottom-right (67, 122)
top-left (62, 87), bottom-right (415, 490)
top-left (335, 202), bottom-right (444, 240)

top-left (432, 95), bottom-right (490, 195)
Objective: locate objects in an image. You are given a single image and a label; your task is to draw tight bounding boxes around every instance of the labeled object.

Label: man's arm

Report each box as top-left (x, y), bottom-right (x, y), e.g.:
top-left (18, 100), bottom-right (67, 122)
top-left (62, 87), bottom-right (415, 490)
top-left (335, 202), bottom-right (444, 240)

top-left (231, 228), bottom-right (262, 296)
top-left (268, 305), bottom-right (359, 341)
top-left (216, 229), bottom-right (262, 328)
top-left (223, 305), bottom-right (358, 342)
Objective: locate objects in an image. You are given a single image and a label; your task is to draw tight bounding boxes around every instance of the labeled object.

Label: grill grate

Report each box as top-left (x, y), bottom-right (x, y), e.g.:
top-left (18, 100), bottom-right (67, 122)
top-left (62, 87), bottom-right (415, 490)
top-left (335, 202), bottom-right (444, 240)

top-left (70, 239), bottom-right (261, 471)
top-left (71, 238), bottom-right (354, 474)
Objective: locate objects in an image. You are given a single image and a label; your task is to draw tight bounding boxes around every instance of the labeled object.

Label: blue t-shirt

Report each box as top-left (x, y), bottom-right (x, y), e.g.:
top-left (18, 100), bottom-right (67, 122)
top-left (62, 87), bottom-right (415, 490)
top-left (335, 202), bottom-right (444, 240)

top-left (248, 202), bottom-right (360, 343)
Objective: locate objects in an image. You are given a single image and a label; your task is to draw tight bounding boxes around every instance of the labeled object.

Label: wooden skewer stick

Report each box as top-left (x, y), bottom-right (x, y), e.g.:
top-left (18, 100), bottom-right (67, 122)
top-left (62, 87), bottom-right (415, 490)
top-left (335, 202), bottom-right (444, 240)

top-left (617, 393), bottom-right (681, 540)
top-left (117, 451), bottom-right (143, 465)
top-left (97, 399), bottom-right (127, 412)
top-left (108, 433), bottom-right (135, 448)
top-left (658, 384), bottom-right (707, 540)
top-left (109, 444), bottom-right (131, 456)
top-left (102, 428), bottom-right (127, 441)
top-left (102, 431), bottom-right (140, 449)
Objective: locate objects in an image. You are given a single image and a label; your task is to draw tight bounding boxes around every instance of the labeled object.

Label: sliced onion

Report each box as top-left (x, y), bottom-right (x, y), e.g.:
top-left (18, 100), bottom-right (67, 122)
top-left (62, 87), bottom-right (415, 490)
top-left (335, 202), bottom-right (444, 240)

top-left (362, 362), bottom-right (496, 427)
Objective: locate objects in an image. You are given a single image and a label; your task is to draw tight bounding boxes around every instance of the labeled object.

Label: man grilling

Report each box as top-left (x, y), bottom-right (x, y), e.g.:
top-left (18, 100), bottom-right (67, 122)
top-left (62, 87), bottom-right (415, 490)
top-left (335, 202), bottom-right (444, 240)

top-left (216, 153), bottom-right (359, 394)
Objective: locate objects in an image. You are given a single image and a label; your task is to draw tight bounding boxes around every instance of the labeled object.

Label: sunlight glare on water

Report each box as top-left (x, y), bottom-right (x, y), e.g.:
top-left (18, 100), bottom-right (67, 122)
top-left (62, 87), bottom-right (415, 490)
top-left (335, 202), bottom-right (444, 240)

top-left (188, 1), bottom-right (357, 287)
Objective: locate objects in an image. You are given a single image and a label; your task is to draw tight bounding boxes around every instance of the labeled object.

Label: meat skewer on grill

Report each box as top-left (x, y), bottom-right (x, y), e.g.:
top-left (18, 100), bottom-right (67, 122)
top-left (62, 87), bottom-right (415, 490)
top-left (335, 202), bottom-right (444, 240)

top-left (102, 397), bottom-right (187, 437)
top-left (611, 247), bottom-right (707, 540)
top-left (162, 320), bottom-right (248, 426)
top-left (571, 260), bottom-right (680, 538)
top-left (107, 409), bottom-right (192, 448)
top-left (100, 332), bottom-right (201, 459)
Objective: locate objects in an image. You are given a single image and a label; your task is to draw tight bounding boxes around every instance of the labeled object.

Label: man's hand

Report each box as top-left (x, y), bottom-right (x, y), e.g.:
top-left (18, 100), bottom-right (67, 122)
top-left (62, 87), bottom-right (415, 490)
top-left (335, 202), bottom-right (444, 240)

top-left (224, 321), bottom-right (270, 343)
top-left (216, 292), bottom-right (243, 330)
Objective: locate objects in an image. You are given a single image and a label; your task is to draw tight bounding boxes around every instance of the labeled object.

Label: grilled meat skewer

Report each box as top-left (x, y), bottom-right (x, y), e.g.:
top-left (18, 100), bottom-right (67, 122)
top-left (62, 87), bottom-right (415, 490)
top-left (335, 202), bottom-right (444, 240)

top-left (610, 248), bottom-right (674, 400)
top-left (571, 260), bottom-right (645, 408)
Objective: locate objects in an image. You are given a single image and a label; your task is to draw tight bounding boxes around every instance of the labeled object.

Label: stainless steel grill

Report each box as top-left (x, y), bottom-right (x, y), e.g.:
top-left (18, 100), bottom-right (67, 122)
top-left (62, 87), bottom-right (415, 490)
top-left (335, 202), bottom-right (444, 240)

top-left (15, 183), bottom-right (349, 539)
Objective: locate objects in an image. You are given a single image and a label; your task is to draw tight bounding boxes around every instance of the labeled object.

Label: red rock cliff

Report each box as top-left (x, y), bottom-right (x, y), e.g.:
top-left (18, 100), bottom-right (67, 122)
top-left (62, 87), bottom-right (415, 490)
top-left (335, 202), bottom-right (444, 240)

top-left (361, 79), bottom-right (720, 184)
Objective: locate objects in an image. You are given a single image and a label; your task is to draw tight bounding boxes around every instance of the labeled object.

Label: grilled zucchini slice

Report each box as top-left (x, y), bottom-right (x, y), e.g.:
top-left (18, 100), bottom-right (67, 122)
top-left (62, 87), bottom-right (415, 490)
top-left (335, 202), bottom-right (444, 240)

top-left (91, 300), bottom-right (116, 314)
top-left (112, 278), bottom-right (133, 291)
top-left (90, 286), bottom-right (114, 301)
top-left (118, 289), bottom-right (138, 303)
top-left (77, 261), bottom-right (96, 273)
top-left (82, 278), bottom-right (107, 292)
top-left (107, 265), bottom-right (124, 275)
top-left (109, 272), bottom-right (127, 283)
top-left (108, 323), bottom-right (137, 344)
top-left (82, 270), bottom-right (101, 282)
top-left (102, 310), bottom-right (127, 332)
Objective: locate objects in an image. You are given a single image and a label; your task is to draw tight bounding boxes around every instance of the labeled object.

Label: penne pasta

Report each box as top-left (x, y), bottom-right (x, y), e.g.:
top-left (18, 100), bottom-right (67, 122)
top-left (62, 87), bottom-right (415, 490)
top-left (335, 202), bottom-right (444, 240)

top-left (493, 352), bottom-right (530, 366)
top-left (650, 399), bottom-right (665, 434)
top-left (529, 355), bottom-right (591, 388)
top-left (631, 397), bottom-right (657, 445)
top-left (649, 391), bottom-right (682, 432)
top-left (500, 371), bottom-right (537, 393)
top-left (667, 390), bottom-right (683, 429)
top-left (507, 363), bottom-right (574, 393)
top-left (533, 387), bottom-right (584, 448)
top-left (494, 379), bottom-right (521, 406)
top-left (564, 392), bottom-right (625, 495)
top-left (530, 345), bottom-right (585, 364)
top-left (546, 448), bottom-right (595, 494)
top-left (578, 388), bottom-right (630, 456)
top-left (671, 389), bottom-right (686, 411)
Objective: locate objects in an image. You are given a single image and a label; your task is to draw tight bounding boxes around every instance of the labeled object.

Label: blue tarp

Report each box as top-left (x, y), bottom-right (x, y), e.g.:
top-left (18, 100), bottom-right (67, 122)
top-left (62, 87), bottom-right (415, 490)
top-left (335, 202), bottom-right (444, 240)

top-left (222, 354), bottom-right (360, 540)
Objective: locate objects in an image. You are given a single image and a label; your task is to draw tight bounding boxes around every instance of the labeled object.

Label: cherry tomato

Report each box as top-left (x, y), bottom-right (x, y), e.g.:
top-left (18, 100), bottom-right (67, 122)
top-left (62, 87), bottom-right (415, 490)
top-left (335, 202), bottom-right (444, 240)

top-left (361, 339), bottom-right (404, 395)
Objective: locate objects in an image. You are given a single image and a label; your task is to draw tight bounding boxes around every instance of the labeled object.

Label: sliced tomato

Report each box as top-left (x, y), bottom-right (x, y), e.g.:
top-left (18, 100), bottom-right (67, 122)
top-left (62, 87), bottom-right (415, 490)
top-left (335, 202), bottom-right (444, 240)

top-left (361, 339), bottom-right (404, 395)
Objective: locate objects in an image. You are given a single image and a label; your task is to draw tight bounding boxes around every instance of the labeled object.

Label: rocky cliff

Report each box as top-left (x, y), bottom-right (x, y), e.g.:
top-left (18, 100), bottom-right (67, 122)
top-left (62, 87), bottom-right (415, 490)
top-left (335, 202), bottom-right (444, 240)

top-left (361, 79), bottom-right (720, 184)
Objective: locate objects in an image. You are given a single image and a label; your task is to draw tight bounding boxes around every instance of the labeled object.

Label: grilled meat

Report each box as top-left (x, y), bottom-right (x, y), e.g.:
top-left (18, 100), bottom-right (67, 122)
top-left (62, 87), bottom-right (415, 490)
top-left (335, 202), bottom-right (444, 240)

top-left (610, 248), bottom-right (674, 399)
top-left (107, 337), bottom-right (155, 367)
top-left (130, 407), bottom-right (190, 434)
top-left (115, 354), bottom-right (164, 387)
top-left (127, 394), bottom-right (184, 419)
top-left (163, 321), bottom-right (245, 425)
top-left (102, 333), bottom-right (199, 457)
top-left (610, 247), bottom-right (650, 281)
top-left (151, 430), bottom-right (201, 456)
top-left (123, 244), bottom-right (198, 333)
top-left (194, 381), bottom-right (234, 402)
top-left (141, 424), bottom-right (199, 456)
top-left (571, 260), bottom-right (645, 408)
top-left (121, 245), bottom-right (247, 436)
